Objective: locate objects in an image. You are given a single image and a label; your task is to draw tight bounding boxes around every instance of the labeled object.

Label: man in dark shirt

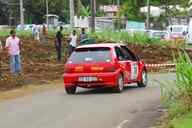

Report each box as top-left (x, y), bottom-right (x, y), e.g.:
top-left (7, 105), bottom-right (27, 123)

top-left (80, 28), bottom-right (88, 42)
top-left (55, 26), bottom-right (63, 61)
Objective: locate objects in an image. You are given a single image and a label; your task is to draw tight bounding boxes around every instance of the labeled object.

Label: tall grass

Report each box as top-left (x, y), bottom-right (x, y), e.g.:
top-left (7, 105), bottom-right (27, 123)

top-left (0, 30), bottom-right (172, 46)
top-left (175, 51), bottom-right (192, 111)
top-left (90, 31), bottom-right (169, 45)
top-left (0, 30), bottom-right (31, 37)
top-left (160, 51), bottom-right (192, 121)
top-left (0, 29), bottom-right (71, 38)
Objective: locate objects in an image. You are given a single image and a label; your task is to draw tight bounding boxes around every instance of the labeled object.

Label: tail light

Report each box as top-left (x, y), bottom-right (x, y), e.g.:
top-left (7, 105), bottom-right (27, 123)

top-left (64, 66), bottom-right (84, 73)
top-left (91, 67), bottom-right (104, 72)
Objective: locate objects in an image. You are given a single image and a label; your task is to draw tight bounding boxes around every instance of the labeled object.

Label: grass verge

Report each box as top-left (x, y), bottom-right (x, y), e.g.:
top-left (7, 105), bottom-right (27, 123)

top-left (170, 112), bottom-right (192, 128)
top-left (160, 51), bottom-right (192, 128)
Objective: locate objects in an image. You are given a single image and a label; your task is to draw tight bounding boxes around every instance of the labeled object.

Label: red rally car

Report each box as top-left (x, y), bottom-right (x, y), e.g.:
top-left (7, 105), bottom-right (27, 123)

top-left (63, 43), bottom-right (148, 94)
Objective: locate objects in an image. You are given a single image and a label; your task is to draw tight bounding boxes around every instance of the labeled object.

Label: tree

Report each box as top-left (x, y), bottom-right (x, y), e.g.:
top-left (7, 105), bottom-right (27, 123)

top-left (1, 0), bottom-right (191, 25)
top-left (0, 0), bottom-right (9, 24)
top-left (24, 0), bottom-right (68, 24)
top-left (119, 0), bottom-right (145, 21)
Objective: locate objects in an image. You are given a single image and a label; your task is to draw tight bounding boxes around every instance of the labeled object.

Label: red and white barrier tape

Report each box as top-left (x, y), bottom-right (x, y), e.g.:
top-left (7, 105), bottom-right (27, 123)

top-left (145, 64), bottom-right (175, 68)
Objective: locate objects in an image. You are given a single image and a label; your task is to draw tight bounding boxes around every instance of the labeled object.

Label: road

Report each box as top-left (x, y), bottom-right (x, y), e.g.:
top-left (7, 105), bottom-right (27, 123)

top-left (0, 73), bottom-right (175, 128)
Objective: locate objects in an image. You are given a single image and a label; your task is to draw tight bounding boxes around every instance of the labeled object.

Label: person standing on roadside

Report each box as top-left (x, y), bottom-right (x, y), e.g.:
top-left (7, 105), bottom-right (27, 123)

top-left (79, 28), bottom-right (88, 42)
top-left (0, 40), bottom-right (2, 76)
top-left (5, 30), bottom-right (22, 74)
top-left (68, 30), bottom-right (77, 55)
top-left (41, 24), bottom-right (48, 44)
top-left (55, 26), bottom-right (63, 61)
top-left (0, 40), bottom-right (2, 50)
top-left (32, 25), bottom-right (36, 39)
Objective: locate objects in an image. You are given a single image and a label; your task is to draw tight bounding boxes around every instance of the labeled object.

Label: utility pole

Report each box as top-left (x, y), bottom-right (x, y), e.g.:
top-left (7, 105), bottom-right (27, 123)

top-left (70, 0), bottom-right (74, 27)
top-left (0, 41), bottom-right (2, 77)
top-left (146, 0), bottom-right (150, 29)
top-left (46, 0), bottom-right (49, 26)
top-left (19, 0), bottom-right (24, 28)
top-left (90, 0), bottom-right (96, 33)
top-left (117, 0), bottom-right (120, 6)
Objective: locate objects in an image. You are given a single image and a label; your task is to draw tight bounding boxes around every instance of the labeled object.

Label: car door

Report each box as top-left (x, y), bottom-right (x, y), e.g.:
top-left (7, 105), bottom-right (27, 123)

top-left (114, 47), bottom-right (130, 82)
top-left (120, 45), bottom-right (139, 81)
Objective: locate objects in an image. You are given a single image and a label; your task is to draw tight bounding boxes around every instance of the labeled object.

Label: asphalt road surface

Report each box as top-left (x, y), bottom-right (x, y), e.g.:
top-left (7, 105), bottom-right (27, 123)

top-left (0, 73), bottom-right (175, 128)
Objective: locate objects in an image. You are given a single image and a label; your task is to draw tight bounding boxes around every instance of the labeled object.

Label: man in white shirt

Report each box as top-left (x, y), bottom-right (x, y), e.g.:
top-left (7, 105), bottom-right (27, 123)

top-left (69, 30), bottom-right (77, 55)
top-left (5, 30), bottom-right (22, 74)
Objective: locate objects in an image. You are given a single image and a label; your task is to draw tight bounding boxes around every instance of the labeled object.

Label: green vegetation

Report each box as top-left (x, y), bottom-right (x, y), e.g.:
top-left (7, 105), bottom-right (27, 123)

top-left (0, 29), bottom-right (68, 38)
top-left (171, 112), bottom-right (192, 128)
top-left (0, 30), bottom-right (172, 46)
top-left (161, 52), bottom-right (192, 128)
top-left (0, 30), bottom-right (9, 37)
top-left (1, 0), bottom-right (192, 24)
top-left (0, 30), bottom-right (32, 37)
top-left (90, 31), bottom-right (168, 45)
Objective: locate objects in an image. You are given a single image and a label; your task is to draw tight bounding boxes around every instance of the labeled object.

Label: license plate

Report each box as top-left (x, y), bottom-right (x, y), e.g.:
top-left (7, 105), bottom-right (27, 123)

top-left (78, 76), bottom-right (97, 82)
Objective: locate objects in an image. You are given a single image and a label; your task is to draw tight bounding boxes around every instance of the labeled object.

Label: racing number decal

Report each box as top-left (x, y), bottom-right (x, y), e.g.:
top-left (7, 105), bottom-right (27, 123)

top-left (131, 63), bottom-right (138, 80)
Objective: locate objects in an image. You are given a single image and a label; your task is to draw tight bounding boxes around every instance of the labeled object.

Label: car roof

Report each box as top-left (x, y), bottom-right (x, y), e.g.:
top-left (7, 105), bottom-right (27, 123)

top-left (76, 43), bottom-right (126, 49)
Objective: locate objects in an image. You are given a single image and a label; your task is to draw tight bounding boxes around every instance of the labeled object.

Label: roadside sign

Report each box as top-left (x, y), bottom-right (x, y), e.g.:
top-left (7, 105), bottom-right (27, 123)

top-left (126, 20), bottom-right (145, 30)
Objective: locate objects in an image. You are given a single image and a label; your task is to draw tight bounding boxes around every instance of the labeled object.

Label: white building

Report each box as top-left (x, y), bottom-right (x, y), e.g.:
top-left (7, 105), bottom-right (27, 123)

top-left (140, 6), bottom-right (165, 17)
top-left (100, 5), bottom-right (119, 17)
top-left (45, 14), bottom-right (59, 26)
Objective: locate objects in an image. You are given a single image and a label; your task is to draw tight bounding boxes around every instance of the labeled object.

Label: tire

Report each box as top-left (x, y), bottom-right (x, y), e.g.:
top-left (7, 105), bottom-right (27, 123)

top-left (137, 70), bottom-right (148, 87)
top-left (65, 86), bottom-right (77, 94)
top-left (114, 75), bottom-right (124, 93)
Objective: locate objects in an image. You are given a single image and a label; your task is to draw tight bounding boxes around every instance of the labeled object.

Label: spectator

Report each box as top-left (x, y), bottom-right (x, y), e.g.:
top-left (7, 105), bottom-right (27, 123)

top-left (40, 24), bottom-right (48, 44)
top-left (0, 40), bottom-right (2, 50)
top-left (32, 25), bottom-right (40, 41)
top-left (5, 30), bottom-right (22, 75)
top-left (35, 25), bottom-right (40, 41)
top-left (68, 30), bottom-right (77, 55)
top-left (79, 28), bottom-right (88, 42)
top-left (32, 25), bottom-right (36, 39)
top-left (0, 40), bottom-right (2, 76)
top-left (55, 26), bottom-right (63, 61)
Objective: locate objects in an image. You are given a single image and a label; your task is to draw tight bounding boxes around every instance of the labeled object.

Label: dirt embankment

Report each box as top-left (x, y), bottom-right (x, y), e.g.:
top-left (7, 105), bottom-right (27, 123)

top-left (0, 37), bottom-right (66, 91)
top-left (0, 37), bottom-right (191, 91)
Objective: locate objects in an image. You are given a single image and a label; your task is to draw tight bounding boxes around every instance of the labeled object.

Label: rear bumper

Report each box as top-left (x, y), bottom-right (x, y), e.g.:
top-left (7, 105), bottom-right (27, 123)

top-left (63, 71), bottom-right (119, 88)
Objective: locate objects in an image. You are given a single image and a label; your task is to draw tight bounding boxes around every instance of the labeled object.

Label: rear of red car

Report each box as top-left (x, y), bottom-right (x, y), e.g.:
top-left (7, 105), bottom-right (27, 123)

top-left (63, 47), bottom-right (121, 94)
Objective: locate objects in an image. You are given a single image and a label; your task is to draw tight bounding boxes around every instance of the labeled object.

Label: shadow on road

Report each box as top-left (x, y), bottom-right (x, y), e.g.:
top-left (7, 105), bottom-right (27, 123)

top-left (75, 85), bottom-right (141, 95)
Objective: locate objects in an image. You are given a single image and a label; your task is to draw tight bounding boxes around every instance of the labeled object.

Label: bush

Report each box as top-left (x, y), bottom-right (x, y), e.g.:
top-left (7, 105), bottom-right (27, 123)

top-left (159, 52), bottom-right (192, 127)
top-left (175, 51), bottom-right (192, 111)
top-left (90, 31), bottom-right (169, 45)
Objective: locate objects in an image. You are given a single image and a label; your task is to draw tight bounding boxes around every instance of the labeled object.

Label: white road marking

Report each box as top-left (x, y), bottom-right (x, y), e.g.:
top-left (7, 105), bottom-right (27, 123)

top-left (116, 120), bottom-right (129, 128)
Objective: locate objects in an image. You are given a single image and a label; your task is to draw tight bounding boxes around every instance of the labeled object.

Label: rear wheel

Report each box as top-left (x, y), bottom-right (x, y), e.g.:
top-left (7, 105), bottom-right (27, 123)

top-left (137, 70), bottom-right (148, 87)
top-left (65, 86), bottom-right (77, 94)
top-left (114, 75), bottom-right (124, 93)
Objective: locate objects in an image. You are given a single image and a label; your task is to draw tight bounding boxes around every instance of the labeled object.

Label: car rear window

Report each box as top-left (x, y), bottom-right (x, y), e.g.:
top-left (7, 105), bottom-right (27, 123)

top-left (68, 47), bottom-right (112, 64)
